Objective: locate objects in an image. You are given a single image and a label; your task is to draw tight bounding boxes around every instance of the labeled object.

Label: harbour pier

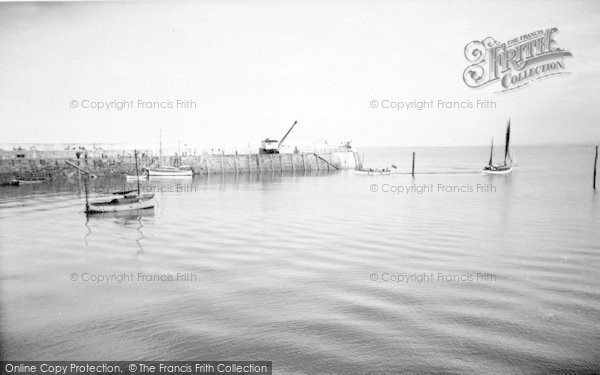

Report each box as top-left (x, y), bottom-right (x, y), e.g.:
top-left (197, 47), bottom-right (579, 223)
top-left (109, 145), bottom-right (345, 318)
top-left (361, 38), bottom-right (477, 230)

top-left (0, 149), bottom-right (362, 183)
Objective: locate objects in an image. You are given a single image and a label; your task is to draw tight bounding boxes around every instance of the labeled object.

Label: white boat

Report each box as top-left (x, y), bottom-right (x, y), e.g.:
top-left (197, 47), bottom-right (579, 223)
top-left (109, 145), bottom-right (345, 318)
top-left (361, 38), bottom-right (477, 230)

top-left (482, 119), bottom-right (513, 175)
top-left (147, 166), bottom-right (192, 177)
top-left (86, 193), bottom-right (155, 214)
top-left (146, 130), bottom-right (193, 177)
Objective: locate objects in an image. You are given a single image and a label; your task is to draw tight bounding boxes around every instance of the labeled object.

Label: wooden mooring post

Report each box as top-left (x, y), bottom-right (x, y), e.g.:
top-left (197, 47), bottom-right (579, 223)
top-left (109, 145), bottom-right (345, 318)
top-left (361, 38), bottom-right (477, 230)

top-left (594, 145), bottom-right (598, 190)
top-left (411, 152), bottom-right (415, 177)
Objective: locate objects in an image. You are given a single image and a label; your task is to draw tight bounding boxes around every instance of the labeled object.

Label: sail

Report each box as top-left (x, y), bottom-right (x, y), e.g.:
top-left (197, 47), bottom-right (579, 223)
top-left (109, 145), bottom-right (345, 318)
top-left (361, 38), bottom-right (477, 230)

top-left (488, 138), bottom-right (494, 166)
top-left (504, 119), bottom-right (511, 165)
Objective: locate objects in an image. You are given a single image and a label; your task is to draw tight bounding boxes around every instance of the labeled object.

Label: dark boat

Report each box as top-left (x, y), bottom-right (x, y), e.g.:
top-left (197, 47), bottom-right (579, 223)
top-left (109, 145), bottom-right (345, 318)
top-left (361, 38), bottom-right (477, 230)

top-left (483, 119), bottom-right (513, 175)
top-left (9, 177), bottom-right (48, 185)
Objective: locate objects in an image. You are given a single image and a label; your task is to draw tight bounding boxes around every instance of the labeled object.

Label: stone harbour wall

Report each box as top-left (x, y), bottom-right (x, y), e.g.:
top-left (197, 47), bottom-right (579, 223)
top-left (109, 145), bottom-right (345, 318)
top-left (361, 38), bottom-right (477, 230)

top-left (0, 151), bottom-right (362, 183)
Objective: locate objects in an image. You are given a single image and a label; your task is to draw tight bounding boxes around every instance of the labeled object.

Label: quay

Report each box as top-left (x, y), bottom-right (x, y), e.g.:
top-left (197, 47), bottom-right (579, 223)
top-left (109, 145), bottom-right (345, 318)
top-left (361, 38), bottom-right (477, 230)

top-left (0, 148), bottom-right (362, 183)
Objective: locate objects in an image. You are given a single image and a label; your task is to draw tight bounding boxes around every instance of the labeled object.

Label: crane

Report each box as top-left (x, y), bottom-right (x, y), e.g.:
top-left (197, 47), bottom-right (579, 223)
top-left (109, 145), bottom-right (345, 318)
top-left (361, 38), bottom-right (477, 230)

top-left (278, 121), bottom-right (297, 148)
top-left (259, 121), bottom-right (298, 154)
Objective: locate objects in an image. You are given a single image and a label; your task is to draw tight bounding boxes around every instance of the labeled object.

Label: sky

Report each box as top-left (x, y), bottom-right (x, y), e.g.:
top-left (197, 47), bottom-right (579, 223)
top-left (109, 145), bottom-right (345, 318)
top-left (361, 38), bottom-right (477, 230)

top-left (0, 0), bottom-right (599, 149)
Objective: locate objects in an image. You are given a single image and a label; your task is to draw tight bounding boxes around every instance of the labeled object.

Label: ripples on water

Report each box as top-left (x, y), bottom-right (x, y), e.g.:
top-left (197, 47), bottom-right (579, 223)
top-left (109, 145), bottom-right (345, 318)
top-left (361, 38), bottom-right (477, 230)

top-left (0, 146), bottom-right (599, 374)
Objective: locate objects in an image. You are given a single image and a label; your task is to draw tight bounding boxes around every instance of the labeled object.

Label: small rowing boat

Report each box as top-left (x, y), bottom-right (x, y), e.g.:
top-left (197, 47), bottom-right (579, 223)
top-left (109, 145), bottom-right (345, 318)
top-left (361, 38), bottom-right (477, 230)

top-left (10, 177), bottom-right (48, 185)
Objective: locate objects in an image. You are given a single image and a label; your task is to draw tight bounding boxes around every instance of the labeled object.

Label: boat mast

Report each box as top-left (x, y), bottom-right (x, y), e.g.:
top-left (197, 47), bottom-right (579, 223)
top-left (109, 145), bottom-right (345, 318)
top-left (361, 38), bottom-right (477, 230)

top-left (504, 119), bottom-right (511, 166)
top-left (83, 151), bottom-right (90, 215)
top-left (83, 172), bottom-right (90, 215)
top-left (159, 129), bottom-right (162, 167)
top-left (134, 149), bottom-right (140, 195)
top-left (488, 138), bottom-right (494, 166)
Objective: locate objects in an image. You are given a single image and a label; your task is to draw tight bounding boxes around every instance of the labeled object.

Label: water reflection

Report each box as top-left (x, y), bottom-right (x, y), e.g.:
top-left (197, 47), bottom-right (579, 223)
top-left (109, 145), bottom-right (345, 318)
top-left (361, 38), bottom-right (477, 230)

top-left (83, 209), bottom-right (154, 257)
top-left (83, 216), bottom-right (91, 246)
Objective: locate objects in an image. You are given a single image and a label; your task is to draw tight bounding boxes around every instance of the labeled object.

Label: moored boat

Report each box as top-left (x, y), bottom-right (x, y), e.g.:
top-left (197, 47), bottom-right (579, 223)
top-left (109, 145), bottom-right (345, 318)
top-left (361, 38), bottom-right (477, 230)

top-left (85, 149), bottom-right (156, 214)
top-left (147, 166), bottom-right (192, 177)
top-left (86, 193), bottom-right (155, 214)
top-left (146, 130), bottom-right (193, 177)
top-left (11, 177), bottom-right (48, 185)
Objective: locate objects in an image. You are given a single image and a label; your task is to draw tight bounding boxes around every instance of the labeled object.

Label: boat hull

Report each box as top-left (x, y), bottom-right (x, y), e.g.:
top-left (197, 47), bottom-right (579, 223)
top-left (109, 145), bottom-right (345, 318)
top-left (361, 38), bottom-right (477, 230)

top-left (87, 194), bottom-right (155, 214)
top-left (482, 165), bottom-right (512, 175)
top-left (147, 168), bottom-right (192, 177)
top-left (12, 178), bottom-right (48, 185)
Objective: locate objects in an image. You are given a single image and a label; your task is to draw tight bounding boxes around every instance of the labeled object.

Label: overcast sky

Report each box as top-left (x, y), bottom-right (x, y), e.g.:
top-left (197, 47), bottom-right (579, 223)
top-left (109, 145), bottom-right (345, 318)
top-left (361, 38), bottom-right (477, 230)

top-left (0, 0), bottom-right (599, 148)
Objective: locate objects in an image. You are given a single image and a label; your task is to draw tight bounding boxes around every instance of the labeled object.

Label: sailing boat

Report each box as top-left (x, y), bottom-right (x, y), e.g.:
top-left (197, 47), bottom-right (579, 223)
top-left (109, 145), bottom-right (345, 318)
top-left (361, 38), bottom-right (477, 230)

top-left (147, 129), bottom-right (193, 177)
top-left (86, 150), bottom-right (155, 214)
top-left (482, 119), bottom-right (513, 175)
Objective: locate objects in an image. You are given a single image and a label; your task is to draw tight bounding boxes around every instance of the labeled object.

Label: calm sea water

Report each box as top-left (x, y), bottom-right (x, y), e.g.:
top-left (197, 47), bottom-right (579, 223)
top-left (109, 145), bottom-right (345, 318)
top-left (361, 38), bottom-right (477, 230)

top-left (1, 145), bottom-right (599, 374)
